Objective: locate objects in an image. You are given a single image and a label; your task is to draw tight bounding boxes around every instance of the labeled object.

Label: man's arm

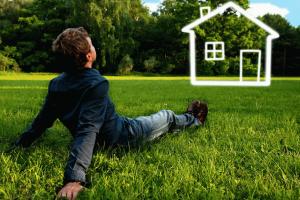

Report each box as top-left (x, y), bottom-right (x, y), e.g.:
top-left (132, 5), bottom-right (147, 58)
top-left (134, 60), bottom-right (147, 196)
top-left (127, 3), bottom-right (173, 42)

top-left (14, 81), bottom-right (57, 148)
top-left (62, 81), bottom-right (109, 186)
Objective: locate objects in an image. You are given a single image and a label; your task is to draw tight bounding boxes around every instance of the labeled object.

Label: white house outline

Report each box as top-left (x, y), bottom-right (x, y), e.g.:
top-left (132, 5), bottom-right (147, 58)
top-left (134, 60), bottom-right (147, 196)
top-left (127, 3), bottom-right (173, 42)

top-left (182, 1), bottom-right (280, 86)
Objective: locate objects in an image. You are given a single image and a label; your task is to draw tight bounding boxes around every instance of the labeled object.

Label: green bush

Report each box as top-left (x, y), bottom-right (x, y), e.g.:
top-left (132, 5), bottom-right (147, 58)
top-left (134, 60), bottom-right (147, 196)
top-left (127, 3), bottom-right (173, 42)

top-left (197, 60), bottom-right (215, 76)
top-left (144, 56), bottom-right (158, 72)
top-left (161, 63), bottom-right (175, 74)
top-left (0, 53), bottom-right (20, 72)
top-left (0, 46), bottom-right (21, 72)
top-left (227, 57), bottom-right (240, 75)
top-left (214, 60), bottom-right (230, 75)
top-left (117, 54), bottom-right (133, 75)
top-left (197, 57), bottom-right (260, 77)
top-left (242, 58), bottom-right (258, 76)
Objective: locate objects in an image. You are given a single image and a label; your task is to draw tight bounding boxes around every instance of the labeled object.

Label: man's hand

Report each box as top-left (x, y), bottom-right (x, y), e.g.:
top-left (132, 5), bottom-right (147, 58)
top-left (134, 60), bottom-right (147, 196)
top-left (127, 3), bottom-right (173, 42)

top-left (57, 182), bottom-right (83, 200)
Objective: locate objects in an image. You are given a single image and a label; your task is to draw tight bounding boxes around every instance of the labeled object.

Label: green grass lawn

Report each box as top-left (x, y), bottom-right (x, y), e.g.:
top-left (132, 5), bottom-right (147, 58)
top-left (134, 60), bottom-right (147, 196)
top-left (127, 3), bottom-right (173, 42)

top-left (0, 73), bottom-right (299, 199)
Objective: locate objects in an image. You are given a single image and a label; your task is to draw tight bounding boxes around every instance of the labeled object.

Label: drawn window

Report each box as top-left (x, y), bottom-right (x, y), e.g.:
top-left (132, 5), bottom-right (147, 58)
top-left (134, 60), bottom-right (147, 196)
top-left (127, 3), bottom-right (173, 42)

top-left (205, 42), bottom-right (225, 61)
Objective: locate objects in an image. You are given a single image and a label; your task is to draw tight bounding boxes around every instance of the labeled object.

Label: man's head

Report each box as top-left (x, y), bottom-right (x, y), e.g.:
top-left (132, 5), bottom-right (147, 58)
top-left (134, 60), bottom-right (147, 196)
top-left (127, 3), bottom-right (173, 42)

top-left (52, 27), bottom-right (96, 72)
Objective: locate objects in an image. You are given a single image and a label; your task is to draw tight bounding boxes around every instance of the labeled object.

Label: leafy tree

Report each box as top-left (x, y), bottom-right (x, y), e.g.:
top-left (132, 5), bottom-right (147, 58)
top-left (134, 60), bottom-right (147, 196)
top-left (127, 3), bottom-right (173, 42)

top-left (197, 0), bottom-right (248, 8)
top-left (156, 0), bottom-right (265, 76)
top-left (0, 0), bottom-right (299, 76)
top-left (0, 0), bottom-right (73, 72)
top-left (69, 0), bottom-right (149, 73)
top-left (262, 14), bottom-right (300, 76)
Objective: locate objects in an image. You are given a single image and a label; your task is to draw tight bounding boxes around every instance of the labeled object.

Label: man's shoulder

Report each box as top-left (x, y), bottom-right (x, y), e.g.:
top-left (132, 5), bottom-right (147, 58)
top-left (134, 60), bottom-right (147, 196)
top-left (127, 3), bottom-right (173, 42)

top-left (48, 70), bottom-right (108, 92)
top-left (50, 72), bottom-right (66, 81)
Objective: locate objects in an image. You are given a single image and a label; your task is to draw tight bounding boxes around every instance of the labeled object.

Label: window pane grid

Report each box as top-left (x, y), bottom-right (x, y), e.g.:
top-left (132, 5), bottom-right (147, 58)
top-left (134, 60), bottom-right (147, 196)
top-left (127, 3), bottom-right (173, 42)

top-left (205, 42), bottom-right (225, 61)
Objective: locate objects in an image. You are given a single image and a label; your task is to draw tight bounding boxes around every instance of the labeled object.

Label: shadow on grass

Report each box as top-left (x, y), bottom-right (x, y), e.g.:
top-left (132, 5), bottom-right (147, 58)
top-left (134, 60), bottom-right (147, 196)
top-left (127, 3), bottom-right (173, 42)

top-left (93, 123), bottom-right (207, 159)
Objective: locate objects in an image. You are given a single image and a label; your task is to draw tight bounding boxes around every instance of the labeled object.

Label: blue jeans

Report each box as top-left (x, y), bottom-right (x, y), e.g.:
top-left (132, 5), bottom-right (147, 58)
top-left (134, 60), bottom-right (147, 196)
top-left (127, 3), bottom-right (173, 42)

top-left (124, 110), bottom-right (200, 145)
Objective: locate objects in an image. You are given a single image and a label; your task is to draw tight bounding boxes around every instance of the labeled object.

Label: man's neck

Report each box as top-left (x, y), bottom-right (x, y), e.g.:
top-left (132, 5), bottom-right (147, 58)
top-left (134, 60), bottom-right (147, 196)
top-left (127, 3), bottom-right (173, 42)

top-left (84, 64), bottom-right (92, 69)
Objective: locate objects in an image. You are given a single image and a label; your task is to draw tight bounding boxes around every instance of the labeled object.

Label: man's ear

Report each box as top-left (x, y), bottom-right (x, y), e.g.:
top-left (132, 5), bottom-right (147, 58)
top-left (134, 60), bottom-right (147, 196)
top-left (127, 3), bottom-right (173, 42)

top-left (86, 52), bottom-right (92, 62)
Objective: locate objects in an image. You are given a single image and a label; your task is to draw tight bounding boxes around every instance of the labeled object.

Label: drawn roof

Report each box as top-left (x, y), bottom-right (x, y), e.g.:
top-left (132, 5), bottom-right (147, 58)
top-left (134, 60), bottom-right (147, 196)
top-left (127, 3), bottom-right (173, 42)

top-left (182, 1), bottom-right (279, 39)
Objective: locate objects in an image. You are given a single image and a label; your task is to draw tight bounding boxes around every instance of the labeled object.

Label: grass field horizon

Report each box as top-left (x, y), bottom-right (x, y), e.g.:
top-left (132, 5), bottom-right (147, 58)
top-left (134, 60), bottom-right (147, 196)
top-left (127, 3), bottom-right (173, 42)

top-left (0, 73), bottom-right (299, 199)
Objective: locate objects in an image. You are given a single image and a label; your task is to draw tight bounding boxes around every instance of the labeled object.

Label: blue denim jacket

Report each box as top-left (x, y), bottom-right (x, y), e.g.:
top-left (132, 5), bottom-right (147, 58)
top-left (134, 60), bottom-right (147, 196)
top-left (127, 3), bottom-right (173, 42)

top-left (16, 68), bottom-right (128, 185)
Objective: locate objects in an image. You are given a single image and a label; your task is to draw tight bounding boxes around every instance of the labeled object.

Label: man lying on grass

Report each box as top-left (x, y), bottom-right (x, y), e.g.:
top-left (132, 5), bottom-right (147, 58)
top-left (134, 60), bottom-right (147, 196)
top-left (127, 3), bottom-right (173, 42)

top-left (11, 27), bottom-right (208, 200)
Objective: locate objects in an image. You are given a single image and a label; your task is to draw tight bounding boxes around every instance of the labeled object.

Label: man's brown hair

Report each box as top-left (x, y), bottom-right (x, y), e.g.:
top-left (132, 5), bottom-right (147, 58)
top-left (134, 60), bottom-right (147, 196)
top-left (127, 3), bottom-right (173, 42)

top-left (52, 27), bottom-right (90, 72)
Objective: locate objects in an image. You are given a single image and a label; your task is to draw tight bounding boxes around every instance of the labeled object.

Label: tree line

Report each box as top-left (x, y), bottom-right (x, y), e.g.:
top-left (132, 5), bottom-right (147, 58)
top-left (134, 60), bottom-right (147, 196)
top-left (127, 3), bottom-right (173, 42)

top-left (0, 0), bottom-right (299, 76)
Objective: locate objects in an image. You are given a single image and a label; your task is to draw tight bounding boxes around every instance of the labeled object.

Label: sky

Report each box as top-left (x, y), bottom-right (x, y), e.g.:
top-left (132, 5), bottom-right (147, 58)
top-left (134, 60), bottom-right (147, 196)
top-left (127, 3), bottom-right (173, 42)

top-left (143, 0), bottom-right (300, 27)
